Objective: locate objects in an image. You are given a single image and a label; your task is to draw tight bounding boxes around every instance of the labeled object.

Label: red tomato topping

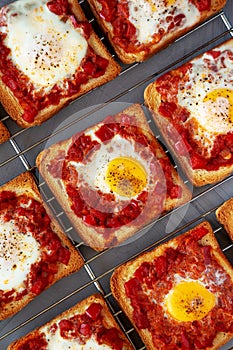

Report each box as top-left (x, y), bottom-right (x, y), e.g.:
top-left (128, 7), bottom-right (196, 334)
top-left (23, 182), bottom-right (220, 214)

top-left (86, 302), bottom-right (103, 320)
top-left (17, 334), bottom-right (48, 350)
top-left (190, 0), bottom-right (211, 11)
top-left (47, 118), bottom-right (183, 237)
top-left (16, 301), bottom-right (126, 349)
top-left (0, 1), bottom-right (109, 123)
top-left (124, 229), bottom-right (233, 349)
top-left (0, 192), bottom-right (71, 304)
top-left (156, 54), bottom-right (233, 171)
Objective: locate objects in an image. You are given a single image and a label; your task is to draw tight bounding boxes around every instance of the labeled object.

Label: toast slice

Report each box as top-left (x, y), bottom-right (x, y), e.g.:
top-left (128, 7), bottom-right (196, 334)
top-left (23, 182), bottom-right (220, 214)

top-left (216, 198), bottom-right (233, 241)
top-left (144, 38), bottom-right (233, 186)
top-left (0, 171), bottom-right (83, 320)
top-left (36, 103), bottom-right (191, 251)
top-left (87, 0), bottom-right (227, 64)
top-left (111, 221), bottom-right (233, 350)
top-left (0, 120), bottom-right (10, 143)
top-left (7, 293), bottom-right (134, 350)
top-left (0, 0), bottom-right (120, 128)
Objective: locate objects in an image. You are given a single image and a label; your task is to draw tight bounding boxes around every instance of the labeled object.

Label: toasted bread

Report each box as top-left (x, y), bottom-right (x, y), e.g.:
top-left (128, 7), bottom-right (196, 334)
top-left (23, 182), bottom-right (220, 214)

top-left (87, 0), bottom-right (227, 64)
top-left (0, 0), bottom-right (120, 128)
top-left (144, 38), bottom-right (233, 186)
top-left (0, 120), bottom-right (10, 143)
top-left (111, 221), bottom-right (233, 350)
top-left (7, 293), bottom-right (134, 349)
top-left (0, 171), bottom-right (83, 319)
top-left (36, 103), bottom-right (191, 251)
top-left (216, 197), bottom-right (233, 241)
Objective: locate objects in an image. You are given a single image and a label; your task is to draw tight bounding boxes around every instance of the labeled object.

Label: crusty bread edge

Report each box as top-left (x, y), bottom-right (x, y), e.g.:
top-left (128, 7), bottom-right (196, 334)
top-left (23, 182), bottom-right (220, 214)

top-left (0, 171), bottom-right (84, 320)
top-left (144, 68), bottom-right (233, 187)
top-left (110, 221), bottom-right (233, 350)
top-left (216, 198), bottom-right (233, 241)
top-left (0, 0), bottom-right (120, 128)
top-left (7, 293), bottom-right (133, 350)
top-left (36, 103), bottom-right (191, 251)
top-left (87, 0), bottom-right (227, 64)
top-left (0, 121), bottom-right (10, 144)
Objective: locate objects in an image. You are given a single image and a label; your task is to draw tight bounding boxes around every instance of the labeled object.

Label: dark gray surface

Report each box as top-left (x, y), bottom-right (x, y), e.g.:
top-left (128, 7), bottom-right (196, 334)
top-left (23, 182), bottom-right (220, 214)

top-left (0, 0), bottom-right (233, 349)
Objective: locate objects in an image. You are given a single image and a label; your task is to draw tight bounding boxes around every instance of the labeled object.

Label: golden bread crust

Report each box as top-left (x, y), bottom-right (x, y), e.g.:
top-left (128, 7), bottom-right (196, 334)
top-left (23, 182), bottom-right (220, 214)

top-left (0, 0), bottom-right (120, 128)
top-left (110, 221), bottom-right (233, 350)
top-left (144, 38), bottom-right (233, 187)
top-left (0, 171), bottom-right (84, 320)
top-left (87, 0), bottom-right (227, 64)
top-left (7, 293), bottom-right (134, 350)
top-left (36, 103), bottom-right (191, 251)
top-left (216, 198), bottom-right (233, 241)
top-left (0, 120), bottom-right (10, 143)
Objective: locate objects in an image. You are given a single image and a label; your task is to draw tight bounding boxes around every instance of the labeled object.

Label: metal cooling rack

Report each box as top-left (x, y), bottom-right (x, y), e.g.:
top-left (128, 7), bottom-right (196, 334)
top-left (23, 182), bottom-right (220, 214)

top-left (0, 0), bottom-right (233, 349)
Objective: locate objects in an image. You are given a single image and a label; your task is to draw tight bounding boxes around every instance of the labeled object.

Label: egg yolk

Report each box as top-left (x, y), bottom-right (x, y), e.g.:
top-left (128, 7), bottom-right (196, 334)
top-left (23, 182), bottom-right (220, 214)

top-left (203, 88), bottom-right (233, 123)
top-left (105, 157), bottom-right (147, 197)
top-left (165, 281), bottom-right (216, 322)
top-left (147, 0), bottom-right (157, 12)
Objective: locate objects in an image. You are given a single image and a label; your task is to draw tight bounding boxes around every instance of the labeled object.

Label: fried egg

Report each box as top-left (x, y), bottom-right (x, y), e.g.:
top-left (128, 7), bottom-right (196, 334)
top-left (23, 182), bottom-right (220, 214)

top-left (178, 47), bottom-right (233, 156)
top-left (0, 218), bottom-right (40, 291)
top-left (70, 133), bottom-right (157, 203)
top-left (164, 279), bottom-right (216, 322)
top-left (2, 0), bottom-right (88, 91)
top-left (128, 0), bottom-right (200, 44)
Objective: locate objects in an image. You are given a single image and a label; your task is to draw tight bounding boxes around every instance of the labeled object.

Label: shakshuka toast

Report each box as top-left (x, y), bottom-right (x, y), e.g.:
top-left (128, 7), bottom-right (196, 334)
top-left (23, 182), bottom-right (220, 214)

top-left (0, 171), bottom-right (83, 320)
top-left (0, 0), bottom-right (120, 128)
top-left (0, 120), bottom-right (10, 143)
top-left (7, 293), bottom-right (134, 350)
top-left (144, 38), bottom-right (233, 187)
top-left (87, 0), bottom-right (227, 64)
top-left (36, 104), bottom-right (191, 251)
top-left (216, 197), bottom-right (233, 241)
top-left (111, 221), bottom-right (233, 350)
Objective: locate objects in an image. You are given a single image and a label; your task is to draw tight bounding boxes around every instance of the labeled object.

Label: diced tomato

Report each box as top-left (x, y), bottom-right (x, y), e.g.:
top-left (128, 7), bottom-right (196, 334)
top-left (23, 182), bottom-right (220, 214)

top-left (124, 278), bottom-right (141, 297)
top-left (190, 152), bottom-right (207, 169)
top-left (98, 328), bottom-right (124, 350)
top-left (47, 0), bottom-right (69, 15)
top-left (190, 0), bottom-right (211, 11)
top-left (98, 0), bottom-right (117, 21)
top-left (17, 335), bottom-right (48, 350)
top-left (95, 123), bottom-right (115, 141)
top-left (154, 255), bottom-right (167, 278)
top-left (192, 226), bottom-right (209, 241)
top-left (158, 101), bottom-right (177, 119)
top-left (134, 262), bottom-right (151, 282)
top-left (79, 323), bottom-right (91, 337)
top-left (83, 214), bottom-right (97, 226)
top-left (59, 319), bottom-right (73, 338)
top-left (86, 302), bottom-right (102, 321)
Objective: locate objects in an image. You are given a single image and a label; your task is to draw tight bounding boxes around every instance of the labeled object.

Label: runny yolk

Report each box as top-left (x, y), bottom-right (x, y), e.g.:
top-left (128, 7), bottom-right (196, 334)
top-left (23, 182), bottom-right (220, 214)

top-left (203, 88), bottom-right (233, 123)
top-left (105, 157), bottom-right (147, 198)
top-left (165, 281), bottom-right (216, 322)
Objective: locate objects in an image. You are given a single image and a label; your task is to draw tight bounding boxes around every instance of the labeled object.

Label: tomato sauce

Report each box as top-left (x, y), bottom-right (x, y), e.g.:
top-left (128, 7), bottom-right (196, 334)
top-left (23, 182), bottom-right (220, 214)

top-left (17, 302), bottom-right (127, 350)
top-left (48, 113), bottom-right (183, 236)
top-left (156, 51), bottom-right (233, 171)
top-left (124, 226), bottom-right (233, 349)
top-left (0, 0), bottom-right (109, 123)
top-left (96, 0), bottom-right (205, 54)
top-left (0, 191), bottom-right (71, 304)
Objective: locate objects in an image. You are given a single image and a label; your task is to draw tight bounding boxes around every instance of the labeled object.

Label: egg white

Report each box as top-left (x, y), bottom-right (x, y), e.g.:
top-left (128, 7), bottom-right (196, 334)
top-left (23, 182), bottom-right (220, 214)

top-left (44, 327), bottom-right (114, 350)
top-left (69, 133), bottom-right (156, 202)
top-left (178, 47), bottom-right (233, 155)
top-left (128, 0), bottom-right (200, 44)
top-left (2, 0), bottom-right (88, 91)
top-left (0, 218), bottom-right (40, 291)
